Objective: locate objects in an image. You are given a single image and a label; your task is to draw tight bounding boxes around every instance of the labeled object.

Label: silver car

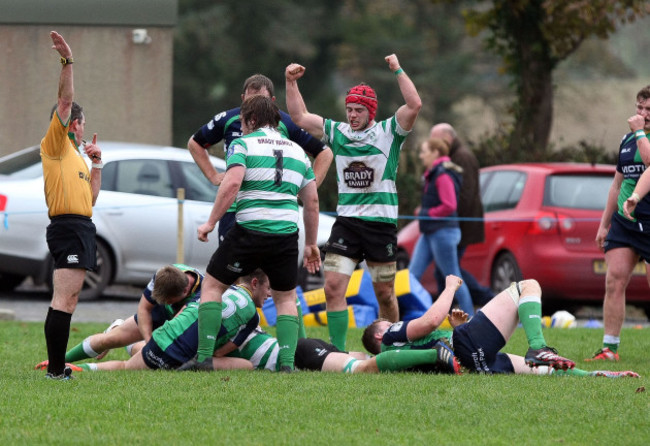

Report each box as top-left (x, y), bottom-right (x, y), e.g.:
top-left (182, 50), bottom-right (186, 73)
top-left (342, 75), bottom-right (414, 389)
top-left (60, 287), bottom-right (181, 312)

top-left (0, 142), bottom-right (335, 299)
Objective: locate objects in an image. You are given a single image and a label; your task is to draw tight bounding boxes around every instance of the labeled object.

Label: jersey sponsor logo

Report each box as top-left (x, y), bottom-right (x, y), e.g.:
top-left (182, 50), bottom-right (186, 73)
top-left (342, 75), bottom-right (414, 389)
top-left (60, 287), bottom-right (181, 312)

top-left (343, 161), bottom-right (374, 188)
top-left (66, 254), bottom-right (79, 264)
top-left (78, 171), bottom-right (90, 183)
top-left (388, 321), bottom-right (403, 332)
top-left (621, 148), bottom-right (631, 153)
top-left (257, 138), bottom-right (292, 147)
top-left (622, 164), bottom-right (646, 175)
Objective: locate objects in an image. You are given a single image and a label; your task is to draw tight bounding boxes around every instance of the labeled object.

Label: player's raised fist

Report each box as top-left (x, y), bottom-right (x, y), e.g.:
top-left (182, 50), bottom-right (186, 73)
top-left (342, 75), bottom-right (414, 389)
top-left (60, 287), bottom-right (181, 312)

top-left (385, 54), bottom-right (400, 72)
top-left (285, 63), bottom-right (305, 81)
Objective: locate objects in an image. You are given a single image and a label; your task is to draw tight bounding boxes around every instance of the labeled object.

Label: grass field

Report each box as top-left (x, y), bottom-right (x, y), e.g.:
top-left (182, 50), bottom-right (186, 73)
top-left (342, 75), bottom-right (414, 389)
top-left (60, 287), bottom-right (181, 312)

top-left (1, 322), bottom-right (648, 445)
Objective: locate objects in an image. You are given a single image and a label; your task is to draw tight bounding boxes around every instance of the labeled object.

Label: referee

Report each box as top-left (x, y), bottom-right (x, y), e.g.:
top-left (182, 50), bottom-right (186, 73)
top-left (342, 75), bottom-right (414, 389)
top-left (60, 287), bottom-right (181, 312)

top-left (41, 31), bottom-right (102, 380)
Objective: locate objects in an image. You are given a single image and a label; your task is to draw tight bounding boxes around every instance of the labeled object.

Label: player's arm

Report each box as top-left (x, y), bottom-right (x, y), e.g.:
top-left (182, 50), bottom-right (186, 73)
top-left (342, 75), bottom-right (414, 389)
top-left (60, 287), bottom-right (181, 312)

top-left (298, 180), bottom-right (321, 274)
top-left (283, 115), bottom-right (333, 188)
top-left (312, 148), bottom-right (333, 188)
top-left (197, 164), bottom-right (244, 242)
top-left (285, 63), bottom-right (325, 139)
top-left (136, 295), bottom-right (156, 342)
top-left (597, 172), bottom-right (622, 248)
top-left (385, 54), bottom-right (422, 132)
top-left (51, 31), bottom-right (74, 124)
top-left (406, 275), bottom-right (462, 341)
top-left (624, 167), bottom-right (650, 218)
top-left (188, 136), bottom-right (225, 186)
top-left (214, 341), bottom-right (238, 357)
top-left (628, 114), bottom-right (650, 166)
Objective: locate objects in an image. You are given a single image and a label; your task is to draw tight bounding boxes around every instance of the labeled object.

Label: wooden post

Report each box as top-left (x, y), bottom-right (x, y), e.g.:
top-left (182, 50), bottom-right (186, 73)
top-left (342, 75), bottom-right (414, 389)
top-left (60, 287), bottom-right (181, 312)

top-left (176, 188), bottom-right (185, 264)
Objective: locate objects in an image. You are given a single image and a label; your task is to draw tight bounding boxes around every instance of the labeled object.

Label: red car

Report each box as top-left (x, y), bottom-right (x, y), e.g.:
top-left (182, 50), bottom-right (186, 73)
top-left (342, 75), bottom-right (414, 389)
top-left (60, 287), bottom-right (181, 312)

top-left (397, 163), bottom-right (649, 315)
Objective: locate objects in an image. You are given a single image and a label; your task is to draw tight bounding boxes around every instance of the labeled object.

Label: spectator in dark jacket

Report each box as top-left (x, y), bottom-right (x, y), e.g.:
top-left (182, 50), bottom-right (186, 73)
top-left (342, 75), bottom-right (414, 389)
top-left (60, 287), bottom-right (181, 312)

top-left (408, 137), bottom-right (474, 316)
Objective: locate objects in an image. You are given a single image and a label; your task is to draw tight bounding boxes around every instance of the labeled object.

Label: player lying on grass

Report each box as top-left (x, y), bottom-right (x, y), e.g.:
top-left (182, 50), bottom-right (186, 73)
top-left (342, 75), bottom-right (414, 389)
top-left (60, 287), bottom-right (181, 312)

top-left (208, 327), bottom-right (460, 374)
top-left (37, 270), bottom-right (271, 372)
top-left (35, 264), bottom-right (204, 370)
top-left (362, 275), bottom-right (640, 378)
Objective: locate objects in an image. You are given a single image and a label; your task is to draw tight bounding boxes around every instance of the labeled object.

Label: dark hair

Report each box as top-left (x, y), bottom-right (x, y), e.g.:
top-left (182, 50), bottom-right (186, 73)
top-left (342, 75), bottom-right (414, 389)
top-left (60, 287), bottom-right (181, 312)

top-left (239, 268), bottom-right (268, 286)
top-left (242, 74), bottom-right (275, 97)
top-left (637, 85), bottom-right (650, 103)
top-left (151, 265), bottom-right (189, 305)
top-left (240, 95), bottom-right (281, 130)
top-left (361, 319), bottom-right (389, 355)
top-left (50, 101), bottom-right (84, 125)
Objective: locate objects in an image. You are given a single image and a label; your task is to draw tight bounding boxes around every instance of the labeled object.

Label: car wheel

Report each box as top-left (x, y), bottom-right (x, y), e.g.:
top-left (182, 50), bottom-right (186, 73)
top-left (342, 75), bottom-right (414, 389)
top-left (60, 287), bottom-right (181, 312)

top-left (491, 252), bottom-right (523, 293)
top-left (0, 272), bottom-right (26, 292)
top-left (46, 240), bottom-right (113, 300)
top-left (395, 249), bottom-right (410, 271)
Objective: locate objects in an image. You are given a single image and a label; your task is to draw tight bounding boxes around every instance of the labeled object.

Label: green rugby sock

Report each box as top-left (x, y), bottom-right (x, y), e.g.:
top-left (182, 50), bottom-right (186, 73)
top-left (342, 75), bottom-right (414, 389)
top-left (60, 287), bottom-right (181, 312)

top-left (604, 342), bottom-right (618, 353)
top-left (518, 296), bottom-right (546, 350)
top-left (551, 367), bottom-right (589, 377)
top-left (375, 349), bottom-right (438, 372)
top-left (65, 339), bottom-right (94, 362)
top-left (297, 303), bottom-right (307, 339)
top-left (196, 301), bottom-right (222, 362)
top-left (276, 315), bottom-right (299, 370)
top-left (327, 310), bottom-right (349, 351)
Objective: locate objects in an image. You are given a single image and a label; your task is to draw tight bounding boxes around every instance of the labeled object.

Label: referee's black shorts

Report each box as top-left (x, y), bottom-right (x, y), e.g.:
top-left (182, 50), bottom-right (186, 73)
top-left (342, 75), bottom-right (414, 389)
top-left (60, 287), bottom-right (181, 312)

top-left (46, 214), bottom-right (97, 270)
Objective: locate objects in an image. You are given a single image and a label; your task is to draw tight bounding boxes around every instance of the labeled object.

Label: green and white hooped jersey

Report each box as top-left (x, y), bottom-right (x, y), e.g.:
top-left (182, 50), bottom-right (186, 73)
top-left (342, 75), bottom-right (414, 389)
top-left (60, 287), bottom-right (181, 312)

top-left (323, 115), bottom-right (410, 226)
top-left (227, 126), bottom-right (315, 234)
top-left (230, 327), bottom-right (279, 371)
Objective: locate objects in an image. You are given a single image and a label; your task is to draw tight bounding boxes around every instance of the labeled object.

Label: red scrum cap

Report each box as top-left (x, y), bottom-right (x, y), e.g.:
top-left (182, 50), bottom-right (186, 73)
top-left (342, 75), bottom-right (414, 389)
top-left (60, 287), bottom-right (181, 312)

top-left (345, 83), bottom-right (378, 122)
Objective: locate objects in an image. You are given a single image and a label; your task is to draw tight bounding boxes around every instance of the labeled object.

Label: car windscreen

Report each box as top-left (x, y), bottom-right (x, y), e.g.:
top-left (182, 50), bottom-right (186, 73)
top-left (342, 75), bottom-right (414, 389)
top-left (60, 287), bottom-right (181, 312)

top-left (543, 174), bottom-right (612, 210)
top-left (0, 147), bottom-right (43, 179)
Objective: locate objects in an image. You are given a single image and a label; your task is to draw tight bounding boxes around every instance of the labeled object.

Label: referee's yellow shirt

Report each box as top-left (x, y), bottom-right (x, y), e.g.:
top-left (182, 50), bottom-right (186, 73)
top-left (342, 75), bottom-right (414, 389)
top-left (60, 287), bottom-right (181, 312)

top-left (40, 112), bottom-right (92, 218)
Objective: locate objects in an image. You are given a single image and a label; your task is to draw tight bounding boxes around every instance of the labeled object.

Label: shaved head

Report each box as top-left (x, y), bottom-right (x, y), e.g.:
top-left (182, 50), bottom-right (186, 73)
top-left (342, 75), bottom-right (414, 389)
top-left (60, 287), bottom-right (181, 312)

top-left (429, 123), bottom-right (456, 145)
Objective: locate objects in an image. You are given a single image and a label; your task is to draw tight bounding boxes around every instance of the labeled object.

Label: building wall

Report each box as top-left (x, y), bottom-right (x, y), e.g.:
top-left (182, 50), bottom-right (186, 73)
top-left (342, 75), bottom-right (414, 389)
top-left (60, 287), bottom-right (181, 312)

top-left (0, 0), bottom-right (176, 156)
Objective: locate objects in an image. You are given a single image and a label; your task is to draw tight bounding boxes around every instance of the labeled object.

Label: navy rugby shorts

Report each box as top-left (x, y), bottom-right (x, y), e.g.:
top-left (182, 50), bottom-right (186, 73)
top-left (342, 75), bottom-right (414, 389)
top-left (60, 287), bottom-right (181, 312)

top-left (451, 311), bottom-right (514, 374)
top-left (604, 212), bottom-right (650, 262)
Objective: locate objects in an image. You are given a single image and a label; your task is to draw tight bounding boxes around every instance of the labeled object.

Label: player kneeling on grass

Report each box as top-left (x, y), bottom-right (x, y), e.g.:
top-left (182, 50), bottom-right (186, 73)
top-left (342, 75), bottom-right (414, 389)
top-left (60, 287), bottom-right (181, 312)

top-left (362, 275), bottom-right (640, 378)
top-left (53, 270), bottom-right (271, 372)
top-left (35, 264), bottom-right (204, 371)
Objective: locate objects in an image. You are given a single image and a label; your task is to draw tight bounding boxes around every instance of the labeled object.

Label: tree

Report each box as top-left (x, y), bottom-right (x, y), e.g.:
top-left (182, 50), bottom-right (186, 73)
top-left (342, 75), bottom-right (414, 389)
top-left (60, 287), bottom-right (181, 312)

top-left (173, 0), bottom-right (344, 149)
top-left (464, 0), bottom-right (649, 157)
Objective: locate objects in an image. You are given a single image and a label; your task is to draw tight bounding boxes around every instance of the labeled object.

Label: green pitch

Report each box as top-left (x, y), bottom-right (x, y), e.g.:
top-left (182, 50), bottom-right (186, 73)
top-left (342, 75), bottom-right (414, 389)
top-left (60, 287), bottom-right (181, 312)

top-left (0, 322), bottom-right (647, 445)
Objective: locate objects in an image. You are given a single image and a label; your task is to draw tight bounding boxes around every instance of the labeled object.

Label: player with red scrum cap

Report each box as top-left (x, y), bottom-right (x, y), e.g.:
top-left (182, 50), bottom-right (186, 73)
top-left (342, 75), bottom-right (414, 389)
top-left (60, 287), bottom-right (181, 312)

top-left (285, 54), bottom-right (422, 351)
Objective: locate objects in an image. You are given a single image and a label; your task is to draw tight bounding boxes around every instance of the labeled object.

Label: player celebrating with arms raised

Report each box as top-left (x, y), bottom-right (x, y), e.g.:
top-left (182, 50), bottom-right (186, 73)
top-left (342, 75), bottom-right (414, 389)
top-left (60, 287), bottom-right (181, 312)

top-left (285, 54), bottom-right (422, 351)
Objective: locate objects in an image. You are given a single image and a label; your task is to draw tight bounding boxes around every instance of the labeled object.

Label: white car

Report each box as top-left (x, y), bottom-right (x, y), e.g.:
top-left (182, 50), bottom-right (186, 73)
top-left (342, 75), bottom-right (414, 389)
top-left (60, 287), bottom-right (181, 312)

top-left (0, 142), bottom-right (335, 299)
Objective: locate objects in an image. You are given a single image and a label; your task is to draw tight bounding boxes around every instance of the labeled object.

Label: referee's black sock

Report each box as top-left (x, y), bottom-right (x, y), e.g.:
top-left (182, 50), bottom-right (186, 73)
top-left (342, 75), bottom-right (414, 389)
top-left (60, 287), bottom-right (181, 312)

top-left (44, 307), bottom-right (72, 375)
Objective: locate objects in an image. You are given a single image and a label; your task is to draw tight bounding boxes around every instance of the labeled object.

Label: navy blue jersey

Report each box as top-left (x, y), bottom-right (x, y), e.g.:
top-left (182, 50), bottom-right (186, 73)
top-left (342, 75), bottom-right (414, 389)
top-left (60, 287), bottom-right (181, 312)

top-left (192, 107), bottom-right (325, 159)
top-left (381, 320), bottom-right (452, 352)
top-left (616, 132), bottom-right (650, 221)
